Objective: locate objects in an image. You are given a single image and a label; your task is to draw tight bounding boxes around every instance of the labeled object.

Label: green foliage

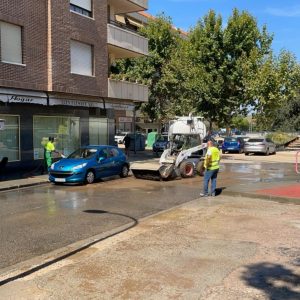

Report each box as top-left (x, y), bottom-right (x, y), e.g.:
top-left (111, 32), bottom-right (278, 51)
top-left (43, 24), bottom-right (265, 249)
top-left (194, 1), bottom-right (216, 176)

top-left (187, 9), bottom-right (275, 128)
top-left (231, 116), bottom-right (250, 131)
top-left (267, 132), bottom-right (297, 145)
top-left (111, 9), bottom-right (300, 131)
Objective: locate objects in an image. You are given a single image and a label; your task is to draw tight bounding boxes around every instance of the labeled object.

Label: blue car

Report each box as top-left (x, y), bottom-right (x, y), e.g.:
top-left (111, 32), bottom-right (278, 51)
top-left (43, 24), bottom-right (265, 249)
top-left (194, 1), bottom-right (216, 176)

top-left (222, 137), bottom-right (245, 154)
top-left (49, 145), bottom-right (129, 184)
top-left (152, 135), bottom-right (169, 155)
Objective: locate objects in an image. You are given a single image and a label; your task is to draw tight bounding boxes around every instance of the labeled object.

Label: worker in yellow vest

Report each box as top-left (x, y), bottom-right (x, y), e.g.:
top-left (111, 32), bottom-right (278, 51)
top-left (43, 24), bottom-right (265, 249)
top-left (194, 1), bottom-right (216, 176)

top-left (200, 140), bottom-right (221, 197)
top-left (44, 137), bottom-right (58, 173)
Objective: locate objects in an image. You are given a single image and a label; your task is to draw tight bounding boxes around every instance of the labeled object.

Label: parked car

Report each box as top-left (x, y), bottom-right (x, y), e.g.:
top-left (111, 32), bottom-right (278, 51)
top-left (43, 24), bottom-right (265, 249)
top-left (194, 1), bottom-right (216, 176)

top-left (114, 132), bottom-right (129, 144)
top-left (244, 138), bottom-right (276, 155)
top-left (222, 137), bottom-right (245, 153)
top-left (152, 134), bottom-right (169, 155)
top-left (49, 145), bottom-right (129, 184)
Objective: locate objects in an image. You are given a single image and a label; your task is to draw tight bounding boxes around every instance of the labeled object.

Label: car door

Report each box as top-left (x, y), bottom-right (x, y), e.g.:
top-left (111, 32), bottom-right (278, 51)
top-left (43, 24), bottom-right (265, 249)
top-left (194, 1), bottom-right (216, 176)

top-left (107, 147), bottom-right (121, 175)
top-left (95, 148), bottom-right (111, 178)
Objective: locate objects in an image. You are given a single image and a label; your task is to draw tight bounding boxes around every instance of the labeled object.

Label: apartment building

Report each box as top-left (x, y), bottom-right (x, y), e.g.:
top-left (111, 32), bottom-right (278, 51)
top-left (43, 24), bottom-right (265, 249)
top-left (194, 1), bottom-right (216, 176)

top-left (0, 0), bottom-right (148, 170)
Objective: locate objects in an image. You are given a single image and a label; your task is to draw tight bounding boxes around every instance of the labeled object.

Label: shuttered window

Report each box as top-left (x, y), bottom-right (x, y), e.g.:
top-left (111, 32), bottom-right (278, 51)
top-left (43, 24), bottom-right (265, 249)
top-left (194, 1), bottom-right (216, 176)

top-left (0, 22), bottom-right (23, 64)
top-left (70, 0), bottom-right (92, 17)
top-left (70, 40), bottom-right (93, 76)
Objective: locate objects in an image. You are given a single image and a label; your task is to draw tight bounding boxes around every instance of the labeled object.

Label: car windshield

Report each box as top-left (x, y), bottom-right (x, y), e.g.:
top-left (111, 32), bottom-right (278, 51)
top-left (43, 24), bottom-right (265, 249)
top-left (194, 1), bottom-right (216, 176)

top-left (157, 135), bottom-right (168, 142)
top-left (68, 148), bottom-right (98, 159)
top-left (224, 137), bottom-right (237, 142)
top-left (247, 139), bottom-right (264, 143)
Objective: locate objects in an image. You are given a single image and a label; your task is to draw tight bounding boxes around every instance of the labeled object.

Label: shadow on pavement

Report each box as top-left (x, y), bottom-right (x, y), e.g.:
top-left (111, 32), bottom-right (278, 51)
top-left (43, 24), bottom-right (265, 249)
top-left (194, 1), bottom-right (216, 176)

top-left (242, 262), bottom-right (300, 299)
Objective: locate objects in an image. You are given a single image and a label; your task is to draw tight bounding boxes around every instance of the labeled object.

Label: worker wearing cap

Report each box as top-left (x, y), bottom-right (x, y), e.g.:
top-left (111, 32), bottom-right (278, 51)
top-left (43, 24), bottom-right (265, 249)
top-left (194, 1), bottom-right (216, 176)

top-left (200, 140), bottom-right (221, 197)
top-left (44, 137), bottom-right (57, 172)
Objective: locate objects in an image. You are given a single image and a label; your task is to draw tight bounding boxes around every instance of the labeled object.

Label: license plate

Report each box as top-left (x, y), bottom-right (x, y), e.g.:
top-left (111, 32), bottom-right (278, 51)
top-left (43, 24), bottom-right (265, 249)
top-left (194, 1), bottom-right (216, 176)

top-left (55, 178), bottom-right (66, 183)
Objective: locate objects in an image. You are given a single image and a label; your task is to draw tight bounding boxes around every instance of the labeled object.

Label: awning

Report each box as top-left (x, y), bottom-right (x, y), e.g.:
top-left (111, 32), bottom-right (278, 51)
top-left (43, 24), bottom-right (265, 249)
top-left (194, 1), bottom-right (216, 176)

top-left (0, 88), bottom-right (47, 105)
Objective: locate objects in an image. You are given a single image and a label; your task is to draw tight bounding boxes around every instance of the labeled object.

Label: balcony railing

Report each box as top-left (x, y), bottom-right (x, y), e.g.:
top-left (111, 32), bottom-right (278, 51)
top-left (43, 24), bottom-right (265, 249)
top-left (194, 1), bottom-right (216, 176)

top-left (107, 22), bottom-right (148, 57)
top-left (108, 78), bottom-right (148, 102)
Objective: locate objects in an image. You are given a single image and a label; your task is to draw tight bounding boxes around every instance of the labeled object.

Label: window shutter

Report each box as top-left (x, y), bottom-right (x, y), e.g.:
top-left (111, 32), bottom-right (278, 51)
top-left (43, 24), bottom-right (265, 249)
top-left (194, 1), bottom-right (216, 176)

top-left (0, 22), bottom-right (22, 64)
top-left (70, 40), bottom-right (93, 76)
top-left (70, 0), bottom-right (91, 11)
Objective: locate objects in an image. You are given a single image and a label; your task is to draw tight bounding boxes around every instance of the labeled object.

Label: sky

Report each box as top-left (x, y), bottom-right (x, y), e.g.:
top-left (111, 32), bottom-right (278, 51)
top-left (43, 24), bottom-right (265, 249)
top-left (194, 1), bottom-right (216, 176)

top-left (148, 0), bottom-right (300, 61)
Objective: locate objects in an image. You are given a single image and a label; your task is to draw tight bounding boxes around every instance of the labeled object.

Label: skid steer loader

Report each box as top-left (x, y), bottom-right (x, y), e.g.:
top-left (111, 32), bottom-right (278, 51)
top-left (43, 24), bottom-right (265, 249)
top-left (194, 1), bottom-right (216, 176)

top-left (131, 115), bottom-right (208, 180)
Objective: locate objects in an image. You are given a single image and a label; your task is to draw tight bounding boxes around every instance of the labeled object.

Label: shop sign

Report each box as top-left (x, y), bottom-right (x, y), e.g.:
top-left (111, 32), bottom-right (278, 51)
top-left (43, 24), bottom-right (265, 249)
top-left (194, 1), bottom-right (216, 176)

top-left (119, 117), bottom-right (133, 123)
top-left (49, 98), bottom-right (103, 108)
top-left (0, 119), bottom-right (4, 130)
top-left (106, 103), bottom-right (135, 111)
top-left (0, 94), bottom-right (47, 105)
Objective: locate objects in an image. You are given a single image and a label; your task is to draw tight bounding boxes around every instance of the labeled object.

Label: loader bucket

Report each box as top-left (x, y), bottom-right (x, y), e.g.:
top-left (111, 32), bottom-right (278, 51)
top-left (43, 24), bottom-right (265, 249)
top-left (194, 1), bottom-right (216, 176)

top-left (130, 161), bottom-right (175, 181)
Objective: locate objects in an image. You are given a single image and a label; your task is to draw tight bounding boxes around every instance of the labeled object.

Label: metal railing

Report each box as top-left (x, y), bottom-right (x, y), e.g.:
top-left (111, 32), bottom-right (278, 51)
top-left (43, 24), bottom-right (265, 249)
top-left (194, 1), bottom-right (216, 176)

top-left (108, 19), bottom-right (139, 35)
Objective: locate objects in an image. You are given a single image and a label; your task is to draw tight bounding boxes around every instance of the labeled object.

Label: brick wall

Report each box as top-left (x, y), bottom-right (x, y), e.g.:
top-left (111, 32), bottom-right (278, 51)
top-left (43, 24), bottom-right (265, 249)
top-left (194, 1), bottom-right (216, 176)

top-left (51, 0), bottom-right (108, 97)
top-left (0, 0), bottom-right (48, 91)
top-left (0, 0), bottom-right (108, 97)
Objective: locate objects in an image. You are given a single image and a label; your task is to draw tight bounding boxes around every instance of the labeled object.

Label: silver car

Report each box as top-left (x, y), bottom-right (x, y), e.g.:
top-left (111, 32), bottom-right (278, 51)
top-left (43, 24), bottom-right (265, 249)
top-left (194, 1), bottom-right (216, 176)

top-left (244, 138), bottom-right (276, 155)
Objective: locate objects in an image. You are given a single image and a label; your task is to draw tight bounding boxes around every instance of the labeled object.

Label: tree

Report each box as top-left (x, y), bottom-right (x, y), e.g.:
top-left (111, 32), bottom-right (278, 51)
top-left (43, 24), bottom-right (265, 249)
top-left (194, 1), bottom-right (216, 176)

top-left (112, 14), bottom-right (181, 124)
top-left (243, 50), bottom-right (300, 130)
top-left (188, 9), bottom-right (274, 129)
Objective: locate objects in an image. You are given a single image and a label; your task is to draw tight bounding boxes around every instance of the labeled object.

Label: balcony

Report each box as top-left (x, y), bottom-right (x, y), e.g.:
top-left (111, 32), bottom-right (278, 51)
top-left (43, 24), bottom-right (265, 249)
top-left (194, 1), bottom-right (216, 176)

top-left (108, 0), bottom-right (148, 14)
top-left (108, 78), bottom-right (148, 103)
top-left (107, 22), bottom-right (148, 58)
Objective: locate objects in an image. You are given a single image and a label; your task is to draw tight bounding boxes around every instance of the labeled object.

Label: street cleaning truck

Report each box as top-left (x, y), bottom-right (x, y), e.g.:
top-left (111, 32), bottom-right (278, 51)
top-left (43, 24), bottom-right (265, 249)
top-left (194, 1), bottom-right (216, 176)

top-left (130, 114), bottom-right (208, 180)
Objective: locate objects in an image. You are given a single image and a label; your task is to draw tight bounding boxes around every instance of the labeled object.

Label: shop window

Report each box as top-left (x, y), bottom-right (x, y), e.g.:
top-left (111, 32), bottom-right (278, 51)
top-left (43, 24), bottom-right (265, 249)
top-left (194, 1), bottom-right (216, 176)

top-left (0, 115), bottom-right (20, 161)
top-left (33, 116), bottom-right (80, 159)
top-left (70, 40), bottom-right (93, 76)
top-left (70, 0), bottom-right (92, 17)
top-left (89, 118), bottom-right (108, 145)
top-left (0, 22), bottom-right (23, 64)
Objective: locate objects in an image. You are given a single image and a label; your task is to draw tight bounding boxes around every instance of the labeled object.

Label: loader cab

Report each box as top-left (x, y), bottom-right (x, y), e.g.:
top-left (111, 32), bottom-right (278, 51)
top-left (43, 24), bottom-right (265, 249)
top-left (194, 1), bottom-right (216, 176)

top-left (170, 134), bottom-right (203, 156)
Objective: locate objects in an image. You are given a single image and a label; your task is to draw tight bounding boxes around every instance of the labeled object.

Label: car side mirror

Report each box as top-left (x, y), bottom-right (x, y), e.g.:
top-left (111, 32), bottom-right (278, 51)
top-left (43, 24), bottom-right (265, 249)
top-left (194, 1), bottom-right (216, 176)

top-left (98, 157), bottom-right (105, 163)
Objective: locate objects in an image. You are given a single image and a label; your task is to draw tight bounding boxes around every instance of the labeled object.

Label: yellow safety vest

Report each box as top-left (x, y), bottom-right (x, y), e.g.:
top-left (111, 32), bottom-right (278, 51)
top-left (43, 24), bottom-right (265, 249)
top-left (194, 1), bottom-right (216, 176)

top-left (45, 141), bottom-right (55, 152)
top-left (204, 146), bottom-right (220, 170)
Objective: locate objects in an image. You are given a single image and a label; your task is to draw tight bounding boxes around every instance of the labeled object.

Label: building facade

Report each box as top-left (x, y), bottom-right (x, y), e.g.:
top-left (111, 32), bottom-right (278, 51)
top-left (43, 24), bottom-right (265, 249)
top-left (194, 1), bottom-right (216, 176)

top-left (0, 0), bottom-right (148, 171)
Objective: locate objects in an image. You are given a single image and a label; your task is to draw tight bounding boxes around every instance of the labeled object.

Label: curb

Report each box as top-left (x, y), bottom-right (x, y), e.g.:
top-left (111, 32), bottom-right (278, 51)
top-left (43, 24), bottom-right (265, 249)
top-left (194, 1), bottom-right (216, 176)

top-left (0, 179), bottom-right (49, 193)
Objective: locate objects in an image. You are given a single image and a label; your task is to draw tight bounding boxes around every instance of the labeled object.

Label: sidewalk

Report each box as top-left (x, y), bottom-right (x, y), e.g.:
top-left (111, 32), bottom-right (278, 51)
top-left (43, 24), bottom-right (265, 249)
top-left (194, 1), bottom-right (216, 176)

top-left (0, 194), bottom-right (299, 299)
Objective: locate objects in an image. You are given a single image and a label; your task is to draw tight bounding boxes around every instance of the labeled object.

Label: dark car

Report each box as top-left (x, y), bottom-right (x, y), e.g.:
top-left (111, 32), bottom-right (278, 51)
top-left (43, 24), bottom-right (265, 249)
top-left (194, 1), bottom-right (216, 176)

top-left (49, 145), bottom-right (129, 184)
top-left (222, 137), bottom-right (245, 154)
top-left (152, 135), bottom-right (169, 155)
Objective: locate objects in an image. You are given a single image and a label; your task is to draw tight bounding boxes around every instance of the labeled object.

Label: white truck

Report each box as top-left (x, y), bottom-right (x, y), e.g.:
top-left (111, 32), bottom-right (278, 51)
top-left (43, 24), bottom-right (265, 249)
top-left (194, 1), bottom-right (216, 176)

top-left (131, 114), bottom-right (208, 180)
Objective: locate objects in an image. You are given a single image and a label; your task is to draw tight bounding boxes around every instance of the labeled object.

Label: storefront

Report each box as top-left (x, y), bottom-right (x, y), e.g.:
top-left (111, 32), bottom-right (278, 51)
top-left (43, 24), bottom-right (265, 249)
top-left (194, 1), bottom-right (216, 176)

top-left (0, 88), bottom-right (113, 171)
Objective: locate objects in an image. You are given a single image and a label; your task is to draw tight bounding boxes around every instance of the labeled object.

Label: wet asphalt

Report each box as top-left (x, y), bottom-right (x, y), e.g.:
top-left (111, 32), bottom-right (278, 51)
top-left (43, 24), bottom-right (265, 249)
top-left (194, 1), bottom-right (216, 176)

top-left (0, 158), bottom-right (298, 272)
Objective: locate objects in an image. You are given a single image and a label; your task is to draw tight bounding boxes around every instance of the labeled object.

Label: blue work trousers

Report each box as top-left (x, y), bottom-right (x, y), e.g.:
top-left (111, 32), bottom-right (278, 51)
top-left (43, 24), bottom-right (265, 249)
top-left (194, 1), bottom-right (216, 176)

top-left (203, 169), bottom-right (219, 195)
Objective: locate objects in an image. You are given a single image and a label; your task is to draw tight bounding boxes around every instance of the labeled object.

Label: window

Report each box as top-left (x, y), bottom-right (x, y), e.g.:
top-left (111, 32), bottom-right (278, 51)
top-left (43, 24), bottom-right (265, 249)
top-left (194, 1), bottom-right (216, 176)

top-left (70, 0), bottom-right (92, 17)
top-left (70, 40), bottom-right (93, 76)
top-left (33, 116), bottom-right (80, 159)
top-left (0, 115), bottom-right (20, 161)
top-left (0, 22), bottom-right (23, 64)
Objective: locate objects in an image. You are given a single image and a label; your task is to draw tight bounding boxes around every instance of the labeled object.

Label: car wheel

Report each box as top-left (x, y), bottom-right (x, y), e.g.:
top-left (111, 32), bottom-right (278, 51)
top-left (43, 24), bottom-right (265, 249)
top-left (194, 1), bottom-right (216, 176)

top-left (222, 150), bottom-right (226, 154)
top-left (179, 161), bottom-right (195, 178)
top-left (120, 164), bottom-right (129, 178)
top-left (85, 170), bottom-right (95, 184)
top-left (265, 148), bottom-right (269, 156)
